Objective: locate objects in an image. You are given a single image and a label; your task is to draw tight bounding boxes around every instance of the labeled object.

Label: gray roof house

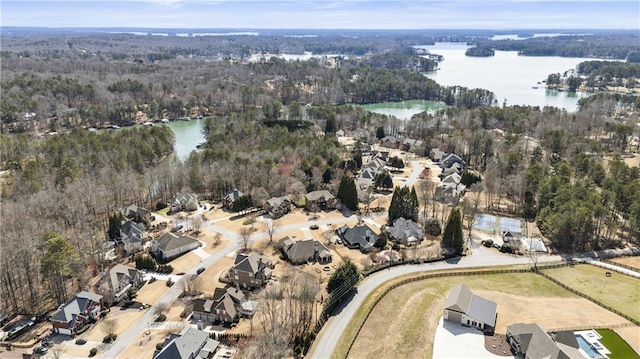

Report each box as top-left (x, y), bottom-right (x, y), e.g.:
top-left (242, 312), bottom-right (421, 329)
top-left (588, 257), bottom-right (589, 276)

top-left (94, 264), bottom-right (145, 305)
top-left (435, 173), bottom-right (466, 204)
top-left (154, 327), bottom-right (219, 359)
top-left (430, 148), bottom-right (446, 163)
top-left (223, 189), bottom-right (243, 210)
top-left (264, 196), bottom-right (291, 218)
top-left (120, 221), bottom-right (148, 254)
top-left (443, 284), bottom-right (497, 333)
top-left (152, 232), bottom-right (200, 261)
top-left (50, 291), bottom-right (104, 336)
top-left (440, 153), bottom-right (467, 170)
top-left (281, 237), bottom-right (332, 265)
top-left (387, 217), bottom-right (423, 246)
top-left (228, 253), bottom-right (273, 289)
top-left (170, 192), bottom-right (199, 213)
top-left (120, 204), bottom-right (152, 222)
top-left (336, 224), bottom-right (378, 252)
top-left (305, 190), bottom-right (337, 211)
top-left (506, 323), bottom-right (583, 359)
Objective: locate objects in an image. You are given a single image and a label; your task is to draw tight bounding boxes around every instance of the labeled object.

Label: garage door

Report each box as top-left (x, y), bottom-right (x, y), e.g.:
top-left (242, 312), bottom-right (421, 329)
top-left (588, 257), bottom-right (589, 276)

top-left (57, 328), bottom-right (72, 336)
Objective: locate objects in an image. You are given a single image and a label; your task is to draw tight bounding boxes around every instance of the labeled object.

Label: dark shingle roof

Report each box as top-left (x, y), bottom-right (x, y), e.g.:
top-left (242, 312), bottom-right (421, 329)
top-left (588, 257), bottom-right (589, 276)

top-left (338, 224), bottom-right (378, 251)
top-left (154, 232), bottom-right (199, 252)
top-left (444, 284), bottom-right (497, 327)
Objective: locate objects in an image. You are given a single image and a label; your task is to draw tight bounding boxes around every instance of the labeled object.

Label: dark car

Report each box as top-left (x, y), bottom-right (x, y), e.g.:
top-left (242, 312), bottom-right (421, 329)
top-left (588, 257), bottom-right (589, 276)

top-left (75, 338), bottom-right (87, 345)
top-left (196, 267), bottom-right (205, 275)
top-left (34, 345), bottom-right (48, 354)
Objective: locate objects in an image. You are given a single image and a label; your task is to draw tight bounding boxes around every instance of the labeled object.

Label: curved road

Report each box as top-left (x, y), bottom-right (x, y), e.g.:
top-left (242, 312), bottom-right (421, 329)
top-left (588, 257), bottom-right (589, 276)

top-left (309, 247), bottom-right (564, 359)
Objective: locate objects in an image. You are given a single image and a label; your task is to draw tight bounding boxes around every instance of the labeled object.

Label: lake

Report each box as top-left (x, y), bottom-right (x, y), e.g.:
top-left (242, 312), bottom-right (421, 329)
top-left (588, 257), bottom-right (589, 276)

top-left (418, 43), bottom-right (595, 112)
top-left (163, 119), bottom-right (206, 160)
top-left (360, 100), bottom-right (448, 120)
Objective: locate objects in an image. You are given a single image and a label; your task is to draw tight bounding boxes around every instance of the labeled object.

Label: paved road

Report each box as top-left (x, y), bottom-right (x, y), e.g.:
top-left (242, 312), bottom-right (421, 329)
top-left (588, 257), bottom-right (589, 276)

top-left (309, 246), bottom-right (564, 359)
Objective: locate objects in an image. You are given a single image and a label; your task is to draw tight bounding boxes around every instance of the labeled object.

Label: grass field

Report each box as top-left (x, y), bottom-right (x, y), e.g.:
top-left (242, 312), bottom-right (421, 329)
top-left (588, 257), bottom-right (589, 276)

top-left (337, 268), bottom-right (639, 359)
top-left (596, 328), bottom-right (640, 359)
top-left (542, 264), bottom-right (640, 322)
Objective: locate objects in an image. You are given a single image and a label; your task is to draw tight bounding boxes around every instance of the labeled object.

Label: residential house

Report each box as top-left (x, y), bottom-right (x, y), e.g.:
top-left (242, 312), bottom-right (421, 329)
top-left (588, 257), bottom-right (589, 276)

top-left (120, 204), bottom-right (152, 223)
top-left (336, 224), bottom-right (379, 252)
top-left (50, 291), bottom-right (104, 336)
top-left (430, 148), bottom-right (446, 163)
top-left (379, 135), bottom-right (399, 148)
top-left (228, 253), bottom-right (273, 289)
top-left (304, 190), bottom-right (337, 211)
top-left (192, 287), bottom-right (246, 324)
top-left (170, 192), bottom-right (199, 213)
top-left (402, 138), bottom-right (424, 152)
top-left (94, 264), bottom-right (145, 305)
top-left (152, 232), bottom-right (200, 261)
top-left (264, 196), bottom-right (291, 218)
top-left (443, 284), bottom-right (497, 333)
top-left (506, 323), bottom-right (583, 359)
top-left (335, 129), bottom-right (345, 137)
top-left (281, 237), bottom-right (332, 265)
top-left (441, 162), bottom-right (464, 176)
top-left (153, 327), bottom-right (219, 359)
top-left (365, 157), bottom-right (387, 173)
top-left (223, 189), bottom-right (243, 210)
top-left (440, 153), bottom-right (467, 170)
top-left (387, 217), bottom-right (423, 246)
top-left (119, 220), bottom-right (147, 254)
top-left (435, 173), bottom-right (466, 204)
top-left (372, 150), bottom-right (390, 162)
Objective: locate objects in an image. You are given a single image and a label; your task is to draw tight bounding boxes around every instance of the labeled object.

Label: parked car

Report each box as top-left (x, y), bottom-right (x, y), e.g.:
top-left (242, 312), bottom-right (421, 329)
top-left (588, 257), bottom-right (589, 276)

top-left (42, 338), bottom-right (54, 347)
top-left (196, 267), bottom-right (205, 275)
top-left (75, 338), bottom-right (87, 345)
top-left (34, 345), bottom-right (48, 354)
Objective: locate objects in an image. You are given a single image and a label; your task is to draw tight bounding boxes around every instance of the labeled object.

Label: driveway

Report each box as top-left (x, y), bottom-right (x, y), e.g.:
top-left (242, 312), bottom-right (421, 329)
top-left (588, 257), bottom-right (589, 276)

top-left (432, 319), bottom-right (513, 358)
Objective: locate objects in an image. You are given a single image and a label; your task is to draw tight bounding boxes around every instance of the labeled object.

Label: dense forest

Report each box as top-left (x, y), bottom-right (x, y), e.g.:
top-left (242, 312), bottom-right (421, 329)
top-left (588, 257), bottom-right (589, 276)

top-left (1, 30), bottom-right (639, 325)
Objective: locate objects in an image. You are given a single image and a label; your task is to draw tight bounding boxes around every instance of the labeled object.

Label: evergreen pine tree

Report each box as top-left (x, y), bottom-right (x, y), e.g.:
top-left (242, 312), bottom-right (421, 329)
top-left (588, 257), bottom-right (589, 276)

top-left (409, 186), bottom-right (419, 221)
top-left (337, 175), bottom-right (358, 211)
top-left (442, 208), bottom-right (464, 255)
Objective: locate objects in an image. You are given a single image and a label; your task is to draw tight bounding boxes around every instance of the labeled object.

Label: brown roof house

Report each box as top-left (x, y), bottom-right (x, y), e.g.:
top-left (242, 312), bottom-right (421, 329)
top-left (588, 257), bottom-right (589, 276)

top-left (94, 264), bottom-right (145, 305)
top-left (281, 237), bottom-right (332, 265)
top-left (192, 287), bottom-right (246, 324)
top-left (443, 284), bottom-right (497, 333)
top-left (152, 232), bottom-right (200, 261)
top-left (304, 190), bottom-right (337, 211)
top-left (50, 291), bottom-right (105, 336)
top-left (506, 323), bottom-right (583, 359)
top-left (228, 253), bottom-right (273, 289)
top-left (264, 196), bottom-right (291, 218)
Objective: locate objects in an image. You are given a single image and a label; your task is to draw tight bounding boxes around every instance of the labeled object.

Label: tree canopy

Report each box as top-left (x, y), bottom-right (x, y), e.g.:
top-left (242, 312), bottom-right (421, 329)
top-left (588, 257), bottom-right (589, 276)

top-left (336, 175), bottom-right (358, 211)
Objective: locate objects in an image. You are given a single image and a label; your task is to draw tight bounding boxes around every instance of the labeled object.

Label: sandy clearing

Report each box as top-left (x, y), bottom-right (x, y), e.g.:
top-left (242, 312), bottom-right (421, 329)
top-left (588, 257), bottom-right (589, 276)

top-left (80, 309), bottom-right (145, 343)
top-left (196, 230), bottom-right (231, 255)
top-left (194, 256), bottom-right (235, 295)
top-left (475, 290), bottom-right (633, 334)
top-left (616, 326), bottom-right (640, 352)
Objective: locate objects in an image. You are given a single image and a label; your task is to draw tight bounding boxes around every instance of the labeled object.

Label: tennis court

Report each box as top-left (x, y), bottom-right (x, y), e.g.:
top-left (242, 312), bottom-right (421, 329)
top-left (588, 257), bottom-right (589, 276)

top-left (473, 214), bottom-right (496, 232)
top-left (500, 217), bottom-right (522, 235)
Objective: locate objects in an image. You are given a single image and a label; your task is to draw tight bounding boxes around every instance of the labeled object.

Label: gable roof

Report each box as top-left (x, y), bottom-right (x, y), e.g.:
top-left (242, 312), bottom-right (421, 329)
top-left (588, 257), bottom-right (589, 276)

top-left (106, 264), bottom-right (141, 289)
top-left (51, 291), bottom-right (103, 325)
top-left (154, 327), bottom-right (216, 359)
top-left (282, 237), bottom-right (332, 263)
top-left (154, 232), bottom-right (199, 252)
top-left (338, 224), bottom-right (378, 251)
top-left (387, 217), bottom-right (423, 242)
top-left (305, 190), bottom-right (334, 201)
top-left (507, 323), bottom-right (583, 359)
top-left (224, 189), bottom-right (243, 202)
top-left (233, 253), bottom-right (272, 275)
top-left (266, 196), bottom-right (290, 208)
top-left (444, 284), bottom-right (497, 327)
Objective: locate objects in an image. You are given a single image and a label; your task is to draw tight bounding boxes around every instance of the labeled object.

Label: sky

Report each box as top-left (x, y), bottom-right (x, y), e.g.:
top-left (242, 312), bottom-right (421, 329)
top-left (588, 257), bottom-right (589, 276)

top-left (2, 0), bottom-right (639, 29)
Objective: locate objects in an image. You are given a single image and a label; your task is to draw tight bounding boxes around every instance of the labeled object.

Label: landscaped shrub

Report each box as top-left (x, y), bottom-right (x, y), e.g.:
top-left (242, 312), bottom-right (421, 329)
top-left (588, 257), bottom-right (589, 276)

top-left (89, 348), bottom-right (97, 357)
top-left (155, 343), bottom-right (163, 351)
top-left (156, 201), bottom-right (167, 210)
top-left (134, 254), bottom-right (157, 271)
top-left (155, 314), bottom-right (167, 322)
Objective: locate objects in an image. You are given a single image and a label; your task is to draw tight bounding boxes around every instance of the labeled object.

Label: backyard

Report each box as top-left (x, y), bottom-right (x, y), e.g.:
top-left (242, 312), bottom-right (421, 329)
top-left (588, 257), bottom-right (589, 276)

top-left (340, 271), bottom-right (639, 359)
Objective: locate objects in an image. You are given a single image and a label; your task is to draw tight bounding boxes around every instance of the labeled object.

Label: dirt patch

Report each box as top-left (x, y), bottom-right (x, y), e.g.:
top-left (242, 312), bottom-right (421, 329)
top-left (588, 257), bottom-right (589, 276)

top-left (196, 230), bottom-right (230, 254)
top-left (484, 333), bottom-right (513, 356)
top-left (119, 330), bottom-right (163, 359)
top-left (616, 326), bottom-right (640, 352)
top-left (475, 290), bottom-right (632, 334)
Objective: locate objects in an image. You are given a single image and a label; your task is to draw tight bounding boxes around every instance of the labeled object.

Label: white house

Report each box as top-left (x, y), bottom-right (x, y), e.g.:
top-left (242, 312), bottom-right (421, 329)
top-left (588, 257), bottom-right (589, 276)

top-left (443, 284), bottom-right (497, 333)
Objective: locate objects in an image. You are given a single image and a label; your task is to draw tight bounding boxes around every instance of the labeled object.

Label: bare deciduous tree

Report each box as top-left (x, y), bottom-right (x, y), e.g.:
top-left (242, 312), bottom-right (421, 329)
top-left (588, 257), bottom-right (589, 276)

top-left (101, 318), bottom-right (117, 337)
top-left (264, 219), bottom-right (280, 245)
top-left (191, 215), bottom-right (203, 235)
top-left (239, 227), bottom-right (252, 251)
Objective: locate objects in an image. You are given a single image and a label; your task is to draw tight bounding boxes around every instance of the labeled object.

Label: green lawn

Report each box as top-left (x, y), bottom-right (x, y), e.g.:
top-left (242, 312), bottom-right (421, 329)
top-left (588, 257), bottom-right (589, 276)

top-left (596, 329), bottom-right (640, 359)
top-left (542, 264), bottom-right (640, 322)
